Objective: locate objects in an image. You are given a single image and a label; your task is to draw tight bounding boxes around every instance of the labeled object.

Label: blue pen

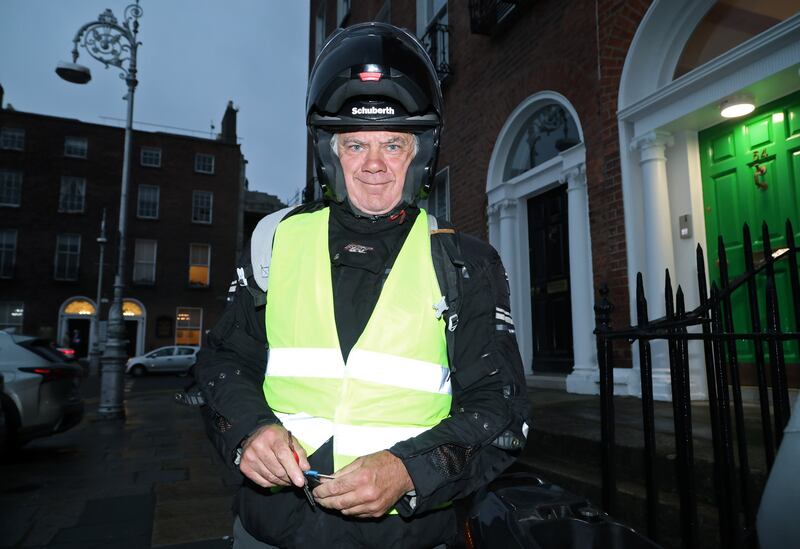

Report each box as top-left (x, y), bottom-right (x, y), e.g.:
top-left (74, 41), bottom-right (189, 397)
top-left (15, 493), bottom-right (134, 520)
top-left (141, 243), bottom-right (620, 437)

top-left (304, 470), bottom-right (336, 480)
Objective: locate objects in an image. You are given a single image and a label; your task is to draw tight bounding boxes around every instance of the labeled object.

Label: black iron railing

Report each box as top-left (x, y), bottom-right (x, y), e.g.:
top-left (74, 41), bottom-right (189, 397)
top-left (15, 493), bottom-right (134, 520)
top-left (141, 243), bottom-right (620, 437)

top-left (421, 23), bottom-right (452, 82)
top-left (595, 219), bottom-right (798, 549)
top-left (468, 0), bottom-right (526, 35)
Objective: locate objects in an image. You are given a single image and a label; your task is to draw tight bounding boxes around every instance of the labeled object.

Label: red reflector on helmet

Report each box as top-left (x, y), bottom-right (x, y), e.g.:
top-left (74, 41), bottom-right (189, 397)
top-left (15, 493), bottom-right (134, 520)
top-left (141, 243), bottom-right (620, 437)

top-left (359, 71), bottom-right (382, 82)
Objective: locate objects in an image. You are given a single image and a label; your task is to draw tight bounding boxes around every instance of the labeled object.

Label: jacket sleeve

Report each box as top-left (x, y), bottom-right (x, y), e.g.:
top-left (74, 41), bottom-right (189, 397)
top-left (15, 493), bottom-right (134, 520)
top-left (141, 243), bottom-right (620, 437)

top-left (195, 248), bottom-right (279, 470)
top-left (388, 236), bottom-right (530, 515)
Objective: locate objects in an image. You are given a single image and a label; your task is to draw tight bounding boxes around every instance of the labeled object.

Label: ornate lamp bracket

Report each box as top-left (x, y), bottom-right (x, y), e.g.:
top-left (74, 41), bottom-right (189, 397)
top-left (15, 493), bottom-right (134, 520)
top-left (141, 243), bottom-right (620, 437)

top-left (70, 2), bottom-right (143, 84)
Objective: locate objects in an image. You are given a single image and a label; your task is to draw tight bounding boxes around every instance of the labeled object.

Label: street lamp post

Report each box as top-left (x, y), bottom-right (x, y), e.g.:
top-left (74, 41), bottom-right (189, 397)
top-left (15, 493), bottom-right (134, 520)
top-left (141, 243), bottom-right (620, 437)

top-left (88, 209), bottom-right (108, 377)
top-left (57, 1), bottom-right (143, 419)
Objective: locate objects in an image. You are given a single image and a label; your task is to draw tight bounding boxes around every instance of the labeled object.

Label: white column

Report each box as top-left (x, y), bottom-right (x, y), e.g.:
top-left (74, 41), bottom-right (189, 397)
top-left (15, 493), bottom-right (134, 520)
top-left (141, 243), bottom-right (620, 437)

top-left (487, 202), bottom-right (501, 251)
top-left (497, 199), bottom-right (518, 320)
top-left (497, 198), bottom-right (533, 370)
top-left (564, 165), bottom-right (599, 394)
top-left (631, 131), bottom-right (675, 401)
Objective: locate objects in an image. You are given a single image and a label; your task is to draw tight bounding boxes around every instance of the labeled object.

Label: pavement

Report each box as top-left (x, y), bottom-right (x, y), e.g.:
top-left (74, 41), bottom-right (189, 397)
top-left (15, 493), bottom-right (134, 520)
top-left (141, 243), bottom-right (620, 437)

top-left (0, 373), bottom-right (238, 549)
top-left (0, 369), bottom-right (782, 548)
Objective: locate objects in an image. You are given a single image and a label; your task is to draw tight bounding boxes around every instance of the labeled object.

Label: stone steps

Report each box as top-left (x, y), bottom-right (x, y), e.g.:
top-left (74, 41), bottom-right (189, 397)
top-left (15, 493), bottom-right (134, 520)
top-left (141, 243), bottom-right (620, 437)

top-left (516, 390), bottom-right (769, 549)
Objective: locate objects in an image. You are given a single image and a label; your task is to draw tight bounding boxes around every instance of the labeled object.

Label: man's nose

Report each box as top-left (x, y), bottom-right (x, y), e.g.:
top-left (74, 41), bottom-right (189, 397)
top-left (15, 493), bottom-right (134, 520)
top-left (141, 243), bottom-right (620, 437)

top-left (362, 148), bottom-right (386, 172)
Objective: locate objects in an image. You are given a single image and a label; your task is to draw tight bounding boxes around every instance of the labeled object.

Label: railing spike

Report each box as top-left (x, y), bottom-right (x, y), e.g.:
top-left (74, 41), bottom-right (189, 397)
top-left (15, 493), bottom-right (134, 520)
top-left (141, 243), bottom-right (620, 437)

top-left (743, 218), bottom-right (775, 469)
top-left (665, 268), bottom-right (674, 304)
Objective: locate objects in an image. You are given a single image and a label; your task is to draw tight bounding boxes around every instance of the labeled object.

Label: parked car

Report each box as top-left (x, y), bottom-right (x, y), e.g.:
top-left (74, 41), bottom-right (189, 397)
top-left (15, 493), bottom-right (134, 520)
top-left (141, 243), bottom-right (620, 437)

top-left (55, 345), bottom-right (77, 361)
top-left (0, 331), bottom-right (84, 448)
top-left (125, 345), bottom-right (200, 377)
top-left (0, 372), bottom-right (6, 451)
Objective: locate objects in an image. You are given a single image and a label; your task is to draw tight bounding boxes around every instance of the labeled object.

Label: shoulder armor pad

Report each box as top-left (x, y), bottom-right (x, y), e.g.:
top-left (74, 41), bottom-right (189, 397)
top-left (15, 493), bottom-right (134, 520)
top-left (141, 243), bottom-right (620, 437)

top-left (250, 205), bottom-right (298, 292)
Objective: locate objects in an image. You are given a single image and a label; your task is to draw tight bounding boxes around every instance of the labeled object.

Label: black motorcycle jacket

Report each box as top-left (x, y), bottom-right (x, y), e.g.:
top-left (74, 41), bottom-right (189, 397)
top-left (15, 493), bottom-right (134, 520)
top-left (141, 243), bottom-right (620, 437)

top-left (195, 200), bottom-right (530, 547)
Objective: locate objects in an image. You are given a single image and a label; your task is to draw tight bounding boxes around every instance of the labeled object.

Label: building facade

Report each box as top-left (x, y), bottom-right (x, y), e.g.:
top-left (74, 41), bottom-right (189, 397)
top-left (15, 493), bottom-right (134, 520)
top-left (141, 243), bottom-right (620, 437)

top-left (308, 0), bottom-right (800, 399)
top-left (0, 95), bottom-right (247, 358)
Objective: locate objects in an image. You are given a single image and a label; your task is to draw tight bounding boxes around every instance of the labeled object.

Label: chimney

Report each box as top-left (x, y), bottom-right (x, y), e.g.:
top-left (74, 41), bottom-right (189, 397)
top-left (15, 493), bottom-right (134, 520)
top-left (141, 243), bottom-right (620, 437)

top-left (220, 100), bottom-right (238, 144)
top-left (0, 84), bottom-right (4, 110)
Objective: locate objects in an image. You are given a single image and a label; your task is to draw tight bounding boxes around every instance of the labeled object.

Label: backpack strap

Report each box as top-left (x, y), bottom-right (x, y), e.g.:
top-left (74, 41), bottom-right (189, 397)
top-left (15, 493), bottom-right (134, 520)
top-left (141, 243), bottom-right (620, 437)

top-left (250, 206), bottom-right (297, 292)
top-left (428, 214), bottom-right (466, 374)
top-left (228, 206), bottom-right (297, 308)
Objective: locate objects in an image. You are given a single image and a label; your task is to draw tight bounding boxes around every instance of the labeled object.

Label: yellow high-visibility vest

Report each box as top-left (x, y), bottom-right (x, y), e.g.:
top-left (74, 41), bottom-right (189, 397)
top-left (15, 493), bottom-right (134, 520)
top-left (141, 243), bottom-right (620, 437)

top-left (264, 207), bottom-right (451, 471)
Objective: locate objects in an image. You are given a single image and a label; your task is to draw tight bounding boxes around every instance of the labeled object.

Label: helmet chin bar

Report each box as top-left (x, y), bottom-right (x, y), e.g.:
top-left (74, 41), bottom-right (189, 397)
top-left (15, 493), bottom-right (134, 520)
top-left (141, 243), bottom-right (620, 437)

top-left (312, 127), bottom-right (440, 205)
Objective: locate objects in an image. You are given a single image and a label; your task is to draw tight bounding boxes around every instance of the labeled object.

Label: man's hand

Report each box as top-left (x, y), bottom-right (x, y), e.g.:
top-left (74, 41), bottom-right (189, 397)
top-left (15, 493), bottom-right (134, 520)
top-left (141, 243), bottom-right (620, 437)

top-left (312, 450), bottom-right (414, 518)
top-left (238, 424), bottom-right (309, 488)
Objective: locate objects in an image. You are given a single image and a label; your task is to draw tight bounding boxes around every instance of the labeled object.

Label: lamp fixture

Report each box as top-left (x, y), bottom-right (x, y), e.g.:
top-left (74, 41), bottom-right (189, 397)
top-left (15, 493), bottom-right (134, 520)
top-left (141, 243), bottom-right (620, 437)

top-left (720, 94), bottom-right (755, 118)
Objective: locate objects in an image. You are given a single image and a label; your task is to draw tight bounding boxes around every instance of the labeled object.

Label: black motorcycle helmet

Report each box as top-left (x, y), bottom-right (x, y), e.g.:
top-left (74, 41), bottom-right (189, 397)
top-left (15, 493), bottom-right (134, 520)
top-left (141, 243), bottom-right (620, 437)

top-left (306, 22), bottom-right (443, 204)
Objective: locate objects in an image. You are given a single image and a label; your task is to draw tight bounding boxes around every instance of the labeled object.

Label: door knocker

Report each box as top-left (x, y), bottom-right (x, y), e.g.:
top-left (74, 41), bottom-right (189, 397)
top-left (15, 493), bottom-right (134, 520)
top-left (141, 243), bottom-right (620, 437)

top-left (749, 148), bottom-right (769, 190)
top-left (754, 164), bottom-right (768, 190)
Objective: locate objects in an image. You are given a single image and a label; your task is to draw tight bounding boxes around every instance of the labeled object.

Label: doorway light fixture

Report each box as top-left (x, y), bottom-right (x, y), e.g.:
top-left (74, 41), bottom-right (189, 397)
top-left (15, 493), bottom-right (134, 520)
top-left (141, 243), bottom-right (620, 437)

top-left (720, 94), bottom-right (755, 118)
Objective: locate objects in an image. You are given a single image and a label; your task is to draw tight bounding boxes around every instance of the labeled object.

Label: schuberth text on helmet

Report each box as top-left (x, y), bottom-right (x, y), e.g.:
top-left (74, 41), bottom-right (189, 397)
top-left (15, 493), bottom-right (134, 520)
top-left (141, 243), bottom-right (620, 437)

top-left (306, 22), bottom-right (444, 204)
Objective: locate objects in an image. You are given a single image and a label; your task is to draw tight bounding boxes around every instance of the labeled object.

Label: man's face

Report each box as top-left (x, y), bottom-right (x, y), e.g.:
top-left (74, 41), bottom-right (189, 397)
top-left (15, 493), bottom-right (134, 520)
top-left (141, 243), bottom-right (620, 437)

top-left (336, 130), bottom-right (415, 215)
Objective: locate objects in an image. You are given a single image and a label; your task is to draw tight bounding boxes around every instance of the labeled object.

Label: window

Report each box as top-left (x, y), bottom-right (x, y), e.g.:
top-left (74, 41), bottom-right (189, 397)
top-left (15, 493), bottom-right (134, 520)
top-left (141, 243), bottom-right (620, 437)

top-left (137, 185), bottom-right (160, 219)
top-left (140, 147), bottom-right (162, 167)
top-left (0, 229), bottom-right (17, 278)
top-left (503, 104), bottom-right (580, 181)
top-left (674, 1), bottom-right (796, 79)
top-left (64, 136), bottom-right (88, 158)
top-left (418, 0), bottom-right (450, 81)
top-left (337, 0), bottom-right (351, 26)
top-left (194, 153), bottom-right (215, 174)
top-left (188, 244), bottom-right (211, 287)
top-left (0, 128), bottom-right (24, 151)
top-left (375, 0), bottom-right (391, 23)
top-left (177, 347), bottom-right (196, 356)
top-left (133, 239), bottom-right (157, 284)
top-left (54, 234), bottom-right (81, 280)
top-left (192, 191), bottom-right (213, 224)
top-left (418, 0), bottom-right (447, 35)
top-left (424, 167), bottom-right (450, 221)
top-left (59, 176), bottom-right (87, 213)
top-left (148, 347), bottom-right (174, 358)
top-left (0, 170), bottom-right (22, 207)
top-left (0, 301), bottom-right (24, 331)
top-left (175, 307), bottom-right (203, 345)
top-left (315, 0), bottom-right (328, 55)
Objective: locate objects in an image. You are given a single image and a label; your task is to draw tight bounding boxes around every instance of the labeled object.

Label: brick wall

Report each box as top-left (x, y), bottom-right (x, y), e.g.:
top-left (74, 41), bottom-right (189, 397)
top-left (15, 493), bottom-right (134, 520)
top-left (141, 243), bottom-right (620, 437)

top-left (0, 109), bottom-right (244, 352)
top-left (306, 0), bottom-right (653, 334)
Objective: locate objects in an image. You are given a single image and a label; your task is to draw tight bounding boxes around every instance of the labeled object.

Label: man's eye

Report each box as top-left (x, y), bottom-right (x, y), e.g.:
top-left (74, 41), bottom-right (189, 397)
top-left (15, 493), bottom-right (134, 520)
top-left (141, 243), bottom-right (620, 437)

top-left (386, 144), bottom-right (401, 151)
top-left (348, 144), bottom-right (363, 152)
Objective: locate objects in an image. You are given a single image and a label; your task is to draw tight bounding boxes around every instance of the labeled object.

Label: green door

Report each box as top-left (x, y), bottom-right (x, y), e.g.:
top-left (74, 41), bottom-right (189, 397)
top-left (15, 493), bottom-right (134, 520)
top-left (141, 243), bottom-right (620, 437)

top-left (699, 90), bottom-right (800, 368)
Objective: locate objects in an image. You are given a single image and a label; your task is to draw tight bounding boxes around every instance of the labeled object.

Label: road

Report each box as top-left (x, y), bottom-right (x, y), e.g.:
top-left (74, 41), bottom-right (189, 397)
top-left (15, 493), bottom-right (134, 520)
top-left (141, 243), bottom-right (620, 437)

top-left (0, 372), bottom-right (236, 549)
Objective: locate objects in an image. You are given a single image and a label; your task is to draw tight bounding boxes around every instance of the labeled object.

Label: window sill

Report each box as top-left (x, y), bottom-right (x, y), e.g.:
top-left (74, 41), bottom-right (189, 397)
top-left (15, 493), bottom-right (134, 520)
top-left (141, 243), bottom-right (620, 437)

top-left (187, 284), bottom-right (212, 291)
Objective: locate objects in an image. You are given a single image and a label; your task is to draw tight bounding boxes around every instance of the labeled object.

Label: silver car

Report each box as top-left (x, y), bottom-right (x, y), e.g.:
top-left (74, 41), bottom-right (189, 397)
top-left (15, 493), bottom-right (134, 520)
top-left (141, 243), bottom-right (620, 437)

top-left (125, 345), bottom-right (200, 377)
top-left (0, 331), bottom-right (84, 449)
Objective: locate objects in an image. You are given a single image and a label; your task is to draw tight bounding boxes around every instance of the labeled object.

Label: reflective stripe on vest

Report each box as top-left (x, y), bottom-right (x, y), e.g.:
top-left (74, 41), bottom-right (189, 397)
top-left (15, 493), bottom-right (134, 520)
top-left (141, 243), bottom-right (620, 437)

top-left (263, 207), bottom-right (451, 473)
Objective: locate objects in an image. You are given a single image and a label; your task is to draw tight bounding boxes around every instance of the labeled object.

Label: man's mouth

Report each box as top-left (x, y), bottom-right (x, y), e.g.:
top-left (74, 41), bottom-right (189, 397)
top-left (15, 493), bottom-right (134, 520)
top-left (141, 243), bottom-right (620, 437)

top-left (356, 177), bottom-right (392, 186)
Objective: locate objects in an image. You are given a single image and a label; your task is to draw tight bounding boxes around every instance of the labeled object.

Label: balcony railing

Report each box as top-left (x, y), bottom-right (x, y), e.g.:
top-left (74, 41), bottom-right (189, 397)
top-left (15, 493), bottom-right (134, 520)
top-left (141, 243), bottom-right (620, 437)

top-left (421, 23), bottom-right (452, 82)
top-left (469, 0), bottom-right (526, 35)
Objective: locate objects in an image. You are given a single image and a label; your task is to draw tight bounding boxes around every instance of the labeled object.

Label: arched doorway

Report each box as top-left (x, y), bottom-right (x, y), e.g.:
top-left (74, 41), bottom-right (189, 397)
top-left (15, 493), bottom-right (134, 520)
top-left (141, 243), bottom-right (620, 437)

top-left (58, 297), bottom-right (96, 358)
top-left (618, 0), bottom-right (800, 399)
top-left (486, 92), bottom-right (597, 392)
top-left (122, 299), bottom-right (146, 357)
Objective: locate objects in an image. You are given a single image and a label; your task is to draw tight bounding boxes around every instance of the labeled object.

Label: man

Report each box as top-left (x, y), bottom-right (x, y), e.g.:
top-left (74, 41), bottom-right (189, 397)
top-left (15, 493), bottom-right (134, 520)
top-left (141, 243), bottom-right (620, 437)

top-left (196, 23), bottom-right (529, 548)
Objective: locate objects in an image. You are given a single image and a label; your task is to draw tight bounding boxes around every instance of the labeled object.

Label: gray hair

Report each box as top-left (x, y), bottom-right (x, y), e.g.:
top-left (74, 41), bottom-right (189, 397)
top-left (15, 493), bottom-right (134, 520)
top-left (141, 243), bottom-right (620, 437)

top-left (330, 133), bottom-right (419, 158)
